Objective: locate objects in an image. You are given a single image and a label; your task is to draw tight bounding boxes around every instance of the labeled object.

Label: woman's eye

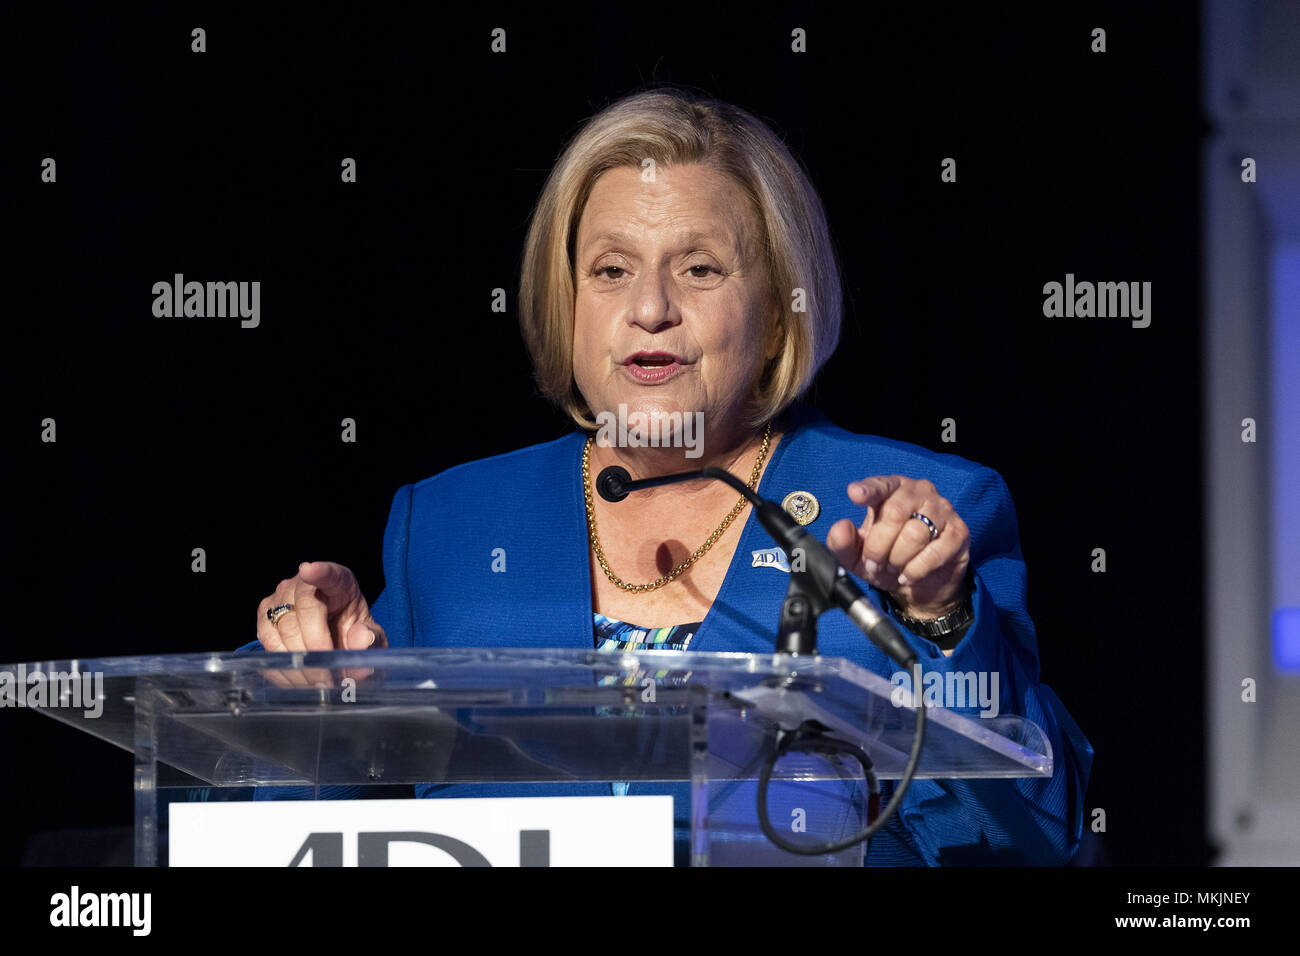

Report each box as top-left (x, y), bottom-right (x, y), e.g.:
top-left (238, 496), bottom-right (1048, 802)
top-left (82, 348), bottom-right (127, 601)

top-left (595, 265), bottom-right (625, 279)
top-left (688, 264), bottom-right (718, 278)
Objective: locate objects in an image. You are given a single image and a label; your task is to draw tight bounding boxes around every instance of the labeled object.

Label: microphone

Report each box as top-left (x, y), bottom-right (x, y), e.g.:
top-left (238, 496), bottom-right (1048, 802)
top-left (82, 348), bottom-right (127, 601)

top-left (594, 464), bottom-right (917, 666)
top-left (594, 465), bottom-right (633, 503)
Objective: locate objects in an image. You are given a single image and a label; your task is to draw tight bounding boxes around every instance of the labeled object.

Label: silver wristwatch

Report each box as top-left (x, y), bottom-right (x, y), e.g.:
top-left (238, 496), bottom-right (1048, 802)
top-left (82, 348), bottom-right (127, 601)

top-left (889, 592), bottom-right (974, 639)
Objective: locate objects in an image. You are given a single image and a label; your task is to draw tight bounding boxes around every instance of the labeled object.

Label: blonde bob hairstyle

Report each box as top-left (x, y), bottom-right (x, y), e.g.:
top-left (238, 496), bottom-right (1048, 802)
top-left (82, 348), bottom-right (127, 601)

top-left (519, 87), bottom-right (843, 431)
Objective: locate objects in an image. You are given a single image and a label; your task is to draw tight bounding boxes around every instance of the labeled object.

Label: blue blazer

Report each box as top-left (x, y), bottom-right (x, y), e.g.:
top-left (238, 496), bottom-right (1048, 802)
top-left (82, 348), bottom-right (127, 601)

top-left (241, 404), bottom-right (1093, 865)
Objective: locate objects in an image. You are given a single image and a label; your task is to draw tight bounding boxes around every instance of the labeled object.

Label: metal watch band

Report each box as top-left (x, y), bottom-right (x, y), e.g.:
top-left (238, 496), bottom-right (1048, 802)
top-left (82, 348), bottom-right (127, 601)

top-left (890, 593), bottom-right (974, 639)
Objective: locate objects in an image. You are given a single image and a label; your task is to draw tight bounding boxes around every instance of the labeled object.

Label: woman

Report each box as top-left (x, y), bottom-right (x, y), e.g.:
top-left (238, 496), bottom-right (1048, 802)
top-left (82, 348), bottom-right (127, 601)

top-left (248, 88), bottom-right (1092, 865)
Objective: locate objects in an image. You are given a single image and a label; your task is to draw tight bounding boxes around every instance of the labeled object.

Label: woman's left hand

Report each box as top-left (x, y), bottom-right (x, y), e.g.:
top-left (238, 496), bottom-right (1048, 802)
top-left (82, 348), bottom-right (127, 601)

top-left (826, 475), bottom-right (971, 617)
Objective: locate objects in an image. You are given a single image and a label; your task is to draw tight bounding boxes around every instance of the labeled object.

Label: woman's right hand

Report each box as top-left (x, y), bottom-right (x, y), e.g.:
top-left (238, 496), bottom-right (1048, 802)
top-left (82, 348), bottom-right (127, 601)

top-left (255, 561), bottom-right (388, 652)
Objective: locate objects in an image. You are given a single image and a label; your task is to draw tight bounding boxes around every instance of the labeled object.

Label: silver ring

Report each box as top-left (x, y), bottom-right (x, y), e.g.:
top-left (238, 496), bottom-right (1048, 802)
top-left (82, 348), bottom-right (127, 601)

top-left (267, 603), bottom-right (294, 626)
top-left (908, 512), bottom-right (939, 541)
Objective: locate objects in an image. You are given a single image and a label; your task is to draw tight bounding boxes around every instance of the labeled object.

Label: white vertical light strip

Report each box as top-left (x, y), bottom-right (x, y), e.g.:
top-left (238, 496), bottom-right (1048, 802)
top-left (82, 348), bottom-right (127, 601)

top-left (1204, 0), bottom-right (1267, 865)
top-left (1203, 131), bottom-right (1269, 864)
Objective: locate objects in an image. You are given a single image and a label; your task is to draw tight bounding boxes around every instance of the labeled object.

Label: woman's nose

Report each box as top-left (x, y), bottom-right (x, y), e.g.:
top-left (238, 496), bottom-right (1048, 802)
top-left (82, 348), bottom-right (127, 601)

top-left (628, 271), bottom-right (680, 332)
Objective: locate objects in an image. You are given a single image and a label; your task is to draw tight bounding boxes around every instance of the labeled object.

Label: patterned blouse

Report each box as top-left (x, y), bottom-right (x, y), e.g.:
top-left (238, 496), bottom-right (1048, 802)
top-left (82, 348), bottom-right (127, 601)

top-left (593, 612), bottom-right (702, 651)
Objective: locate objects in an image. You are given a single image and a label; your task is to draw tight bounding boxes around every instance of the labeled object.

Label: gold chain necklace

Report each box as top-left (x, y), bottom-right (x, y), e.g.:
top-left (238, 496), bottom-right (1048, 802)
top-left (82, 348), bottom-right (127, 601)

top-left (582, 421), bottom-right (773, 592)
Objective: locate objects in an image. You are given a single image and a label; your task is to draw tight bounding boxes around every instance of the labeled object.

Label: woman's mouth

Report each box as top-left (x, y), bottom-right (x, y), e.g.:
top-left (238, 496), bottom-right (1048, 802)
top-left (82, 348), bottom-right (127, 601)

top-left (624, 352), bottom-right (684, 384)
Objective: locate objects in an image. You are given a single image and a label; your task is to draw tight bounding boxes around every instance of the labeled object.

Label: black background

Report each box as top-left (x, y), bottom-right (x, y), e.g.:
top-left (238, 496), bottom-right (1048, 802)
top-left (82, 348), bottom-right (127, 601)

top-left (1, 2), bottom-right (1207, 866)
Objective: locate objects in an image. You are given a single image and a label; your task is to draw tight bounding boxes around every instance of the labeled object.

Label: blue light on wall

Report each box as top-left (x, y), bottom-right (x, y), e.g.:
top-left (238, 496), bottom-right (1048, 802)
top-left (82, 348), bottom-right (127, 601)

top-left (1271, 243), bottom-right (1300, 673)
top-left (1276, 607), bottom-right (1300, 672)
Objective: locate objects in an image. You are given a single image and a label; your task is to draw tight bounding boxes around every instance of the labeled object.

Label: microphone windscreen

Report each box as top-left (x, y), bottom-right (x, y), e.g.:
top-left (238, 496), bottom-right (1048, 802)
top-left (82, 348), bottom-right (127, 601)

top-left (595, 466), bottom-right (632, 502)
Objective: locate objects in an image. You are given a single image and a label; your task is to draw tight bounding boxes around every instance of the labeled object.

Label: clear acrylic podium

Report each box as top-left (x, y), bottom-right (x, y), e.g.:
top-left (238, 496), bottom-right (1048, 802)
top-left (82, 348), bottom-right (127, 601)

top-left (14, 647), bottom-right (1052, 866)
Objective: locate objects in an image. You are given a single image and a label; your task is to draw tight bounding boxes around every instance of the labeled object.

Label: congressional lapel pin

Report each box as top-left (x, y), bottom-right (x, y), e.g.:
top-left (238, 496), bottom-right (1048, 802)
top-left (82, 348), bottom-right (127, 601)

top-left (781, 490), bottom-right (820, 526)
top-left (751, 547), bottom-right (790, 573)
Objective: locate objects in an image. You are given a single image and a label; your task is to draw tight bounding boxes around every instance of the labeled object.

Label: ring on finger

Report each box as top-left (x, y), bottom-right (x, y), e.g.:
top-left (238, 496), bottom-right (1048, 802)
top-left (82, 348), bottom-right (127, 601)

top-left (908, 512), bottom-right (939, 541)
top-left (267, 603), bottom-right (295, 626)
